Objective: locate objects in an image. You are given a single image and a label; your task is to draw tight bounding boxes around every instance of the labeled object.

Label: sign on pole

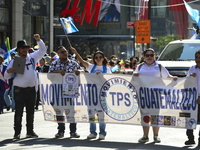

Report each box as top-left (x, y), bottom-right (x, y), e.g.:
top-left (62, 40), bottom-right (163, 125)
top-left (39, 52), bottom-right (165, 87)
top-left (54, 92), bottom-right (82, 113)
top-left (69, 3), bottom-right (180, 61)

top-left (136, 20), bottom-right (150, 43)
top-left (127, 22), bottom-right (135, 28)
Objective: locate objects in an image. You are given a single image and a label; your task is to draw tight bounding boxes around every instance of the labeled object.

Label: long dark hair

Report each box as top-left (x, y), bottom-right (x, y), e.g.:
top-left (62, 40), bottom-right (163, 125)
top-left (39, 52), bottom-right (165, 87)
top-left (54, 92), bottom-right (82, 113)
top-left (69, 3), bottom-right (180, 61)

top-left (92, 51), bottom-right (108, 66)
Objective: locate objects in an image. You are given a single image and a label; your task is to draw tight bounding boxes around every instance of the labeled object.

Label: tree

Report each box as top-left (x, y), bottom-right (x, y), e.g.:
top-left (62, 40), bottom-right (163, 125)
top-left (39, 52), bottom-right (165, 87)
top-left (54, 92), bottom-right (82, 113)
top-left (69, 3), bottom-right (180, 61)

top-left (152, 34), bottom-right (178, 53)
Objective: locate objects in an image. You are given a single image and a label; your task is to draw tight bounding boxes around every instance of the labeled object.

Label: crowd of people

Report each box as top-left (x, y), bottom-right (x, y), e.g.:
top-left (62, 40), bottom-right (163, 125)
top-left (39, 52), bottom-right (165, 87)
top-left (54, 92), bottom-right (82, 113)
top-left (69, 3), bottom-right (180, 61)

top-left (0, 34), bottom-right (200, 146)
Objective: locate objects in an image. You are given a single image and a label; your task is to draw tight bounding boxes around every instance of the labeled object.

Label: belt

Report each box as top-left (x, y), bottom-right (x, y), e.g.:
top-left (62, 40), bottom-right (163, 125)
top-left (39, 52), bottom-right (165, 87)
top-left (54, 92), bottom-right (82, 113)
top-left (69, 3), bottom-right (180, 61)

top-left (14, 86), bottom-right (35, 90)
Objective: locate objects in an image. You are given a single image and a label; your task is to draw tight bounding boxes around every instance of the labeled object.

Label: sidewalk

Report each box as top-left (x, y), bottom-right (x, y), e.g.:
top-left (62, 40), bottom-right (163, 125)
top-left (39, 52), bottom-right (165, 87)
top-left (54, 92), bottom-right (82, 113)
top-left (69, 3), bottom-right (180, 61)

top-left (0, 106), bottom-right (199, 150)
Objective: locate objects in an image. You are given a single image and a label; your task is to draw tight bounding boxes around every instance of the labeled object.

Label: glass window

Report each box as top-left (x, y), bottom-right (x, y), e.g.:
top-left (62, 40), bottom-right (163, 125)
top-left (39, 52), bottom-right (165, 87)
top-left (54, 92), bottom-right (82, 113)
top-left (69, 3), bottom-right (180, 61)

top-left (0, 0), bottom-right (5, 6)
top-left (0, 8), bottom-right (9, 24)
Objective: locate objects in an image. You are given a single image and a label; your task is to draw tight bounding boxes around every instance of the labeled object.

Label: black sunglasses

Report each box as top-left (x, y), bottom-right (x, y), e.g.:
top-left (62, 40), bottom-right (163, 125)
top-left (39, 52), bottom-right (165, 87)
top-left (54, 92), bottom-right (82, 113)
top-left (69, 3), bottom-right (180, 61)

top-left (59, 51), bottom-right (67, 54)
top-left (145, 54), bottom-right (154, 57)
top-left (95, 56), bottom-right (103, 59)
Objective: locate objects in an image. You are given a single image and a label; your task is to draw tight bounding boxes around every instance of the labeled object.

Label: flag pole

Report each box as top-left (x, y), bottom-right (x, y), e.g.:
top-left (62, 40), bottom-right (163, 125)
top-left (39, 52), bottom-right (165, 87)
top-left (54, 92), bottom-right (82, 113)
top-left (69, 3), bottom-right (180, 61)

top-left (65, 34), bottom-right (72, 47)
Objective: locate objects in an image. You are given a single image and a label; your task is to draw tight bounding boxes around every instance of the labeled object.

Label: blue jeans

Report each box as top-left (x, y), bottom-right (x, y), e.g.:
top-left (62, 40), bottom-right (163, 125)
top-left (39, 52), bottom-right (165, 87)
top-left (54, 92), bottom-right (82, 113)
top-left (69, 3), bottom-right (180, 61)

top-left (90, 123), bottom-right (106, 136)
top-left (14, 86), bottom-right (36, 134)
top-left (57, 123), bottom-right (77, 134)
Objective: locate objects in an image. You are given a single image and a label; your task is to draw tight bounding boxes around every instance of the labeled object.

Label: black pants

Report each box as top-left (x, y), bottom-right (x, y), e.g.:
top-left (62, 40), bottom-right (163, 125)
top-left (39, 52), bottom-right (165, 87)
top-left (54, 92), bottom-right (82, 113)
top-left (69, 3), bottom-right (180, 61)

top-left (57, 123), bottom-right (77, 134)
top-left (186, 104), bottom-right (200, 141)
top-left (14, 86), bottom-right (36, 135)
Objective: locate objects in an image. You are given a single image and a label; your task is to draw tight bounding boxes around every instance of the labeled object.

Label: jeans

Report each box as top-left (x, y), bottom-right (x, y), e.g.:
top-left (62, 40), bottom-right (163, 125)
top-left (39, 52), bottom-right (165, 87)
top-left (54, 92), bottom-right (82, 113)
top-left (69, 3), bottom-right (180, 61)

top-left (14, 87), bottom-right (36, 135)
top-left (57, 123), bottom-right (77, 134)
top-left (90, 123), bottom-right (106, 136)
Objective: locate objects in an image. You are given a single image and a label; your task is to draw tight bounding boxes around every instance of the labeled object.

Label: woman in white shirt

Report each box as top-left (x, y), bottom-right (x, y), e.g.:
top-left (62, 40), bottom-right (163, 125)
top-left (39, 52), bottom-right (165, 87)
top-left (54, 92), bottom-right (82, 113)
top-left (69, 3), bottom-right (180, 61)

top-left (133, 48), bottom-right (177, 143)
top-left (70, 47), bottom-right (111, 140)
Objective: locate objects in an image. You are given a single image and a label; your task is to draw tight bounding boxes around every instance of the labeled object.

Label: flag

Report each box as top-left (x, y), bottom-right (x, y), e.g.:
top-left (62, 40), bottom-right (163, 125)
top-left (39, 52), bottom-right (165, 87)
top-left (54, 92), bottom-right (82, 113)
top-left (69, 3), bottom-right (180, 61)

top-left (60, 17), bottom-right (79, 34)
top-left (0, 37), bottom-right (11, 62)
top-left (183, 0), bottom-right (200, 26)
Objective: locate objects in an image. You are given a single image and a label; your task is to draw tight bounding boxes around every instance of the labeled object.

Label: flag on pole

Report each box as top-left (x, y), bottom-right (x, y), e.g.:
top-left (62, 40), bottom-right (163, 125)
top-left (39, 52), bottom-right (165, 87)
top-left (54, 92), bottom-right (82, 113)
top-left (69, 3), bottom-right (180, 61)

top-left (183, 0), bottom-right (200, 26)
top-left (0, 37), bottom-right (11, 62)
top-left (60, 17), bottom-right (79, 34)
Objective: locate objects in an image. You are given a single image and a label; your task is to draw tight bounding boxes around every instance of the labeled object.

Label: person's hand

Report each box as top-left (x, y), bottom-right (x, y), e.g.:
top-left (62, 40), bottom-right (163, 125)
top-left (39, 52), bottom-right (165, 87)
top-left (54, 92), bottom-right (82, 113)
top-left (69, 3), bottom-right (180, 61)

top-left (190, 73), bottom-right (196, 77)
top-left (75, 70), bottom-right (80, 76)
top-left (96, 72), bottom-right (100, 75)
top-left (57, 70), bottom-right (65, 76)
top-left (173, 76), bottom-right (178, 81)
top-left (70, 47), bottom-right (77, 54)
top-left (7, 68), bottom-right (16, 73)
top-left (34, 34), bottom-right (41, 41)
top-left (133, 73), bottom-right (139, 76)
top-left (197, 97), bottom-right (200, 104)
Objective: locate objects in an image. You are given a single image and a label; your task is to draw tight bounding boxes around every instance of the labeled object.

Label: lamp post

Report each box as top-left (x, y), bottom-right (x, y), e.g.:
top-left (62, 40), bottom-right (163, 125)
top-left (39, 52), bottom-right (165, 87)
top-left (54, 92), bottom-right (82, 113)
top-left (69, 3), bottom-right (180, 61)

top-left (147, 0), bottom-right (151, 48)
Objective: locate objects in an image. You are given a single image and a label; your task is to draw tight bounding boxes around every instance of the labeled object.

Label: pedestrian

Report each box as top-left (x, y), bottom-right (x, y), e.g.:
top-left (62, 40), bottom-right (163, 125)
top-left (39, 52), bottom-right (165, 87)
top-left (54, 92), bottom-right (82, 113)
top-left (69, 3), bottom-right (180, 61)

top-left (70, 46), bottom-right (112, 140)
top-left (0, 55), bottom-right (7, 114)
top-left (4, 34), bottom-right (47, 140)
top-left (184, 50), bottom-right (200, 146)
top-left (35, 57), bottom-right (49, 110)
top-left (49, 46), bottom-right (81, 139)
top-left (133, 48), bottom-right (178, 143)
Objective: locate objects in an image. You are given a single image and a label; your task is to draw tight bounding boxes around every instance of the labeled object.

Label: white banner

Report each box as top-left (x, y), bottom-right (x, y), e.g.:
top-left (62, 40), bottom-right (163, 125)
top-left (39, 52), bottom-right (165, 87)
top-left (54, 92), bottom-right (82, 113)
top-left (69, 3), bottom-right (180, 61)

top-left (39, 73), bottom-right (198, 129)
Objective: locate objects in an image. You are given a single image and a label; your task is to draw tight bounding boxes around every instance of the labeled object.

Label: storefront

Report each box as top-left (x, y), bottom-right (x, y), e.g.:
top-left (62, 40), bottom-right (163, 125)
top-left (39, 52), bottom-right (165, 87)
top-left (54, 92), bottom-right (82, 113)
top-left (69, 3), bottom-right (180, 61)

top-left (0, 0), bottom-right (11, 45)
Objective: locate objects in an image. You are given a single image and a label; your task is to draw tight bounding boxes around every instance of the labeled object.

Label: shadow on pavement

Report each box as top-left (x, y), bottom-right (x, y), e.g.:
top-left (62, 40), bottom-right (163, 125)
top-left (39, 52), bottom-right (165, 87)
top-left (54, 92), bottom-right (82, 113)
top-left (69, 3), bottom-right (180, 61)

top-left (0, 138), bottom-right (199, 150)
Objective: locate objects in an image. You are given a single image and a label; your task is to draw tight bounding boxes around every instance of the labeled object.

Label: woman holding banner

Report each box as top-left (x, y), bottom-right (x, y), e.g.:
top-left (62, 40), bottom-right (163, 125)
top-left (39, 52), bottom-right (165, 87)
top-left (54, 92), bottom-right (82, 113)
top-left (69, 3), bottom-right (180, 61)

top-left (133, 48), bottom-right (178, 143)
top-left (70, 46), bottom-right (111, 140)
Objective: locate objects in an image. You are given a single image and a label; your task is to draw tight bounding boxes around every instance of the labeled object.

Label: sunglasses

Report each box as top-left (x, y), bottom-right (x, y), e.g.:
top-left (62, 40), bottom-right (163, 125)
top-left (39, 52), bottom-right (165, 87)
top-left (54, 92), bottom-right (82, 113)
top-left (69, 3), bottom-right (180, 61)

top-left (145, 54), bottom-right (154, 57)
top-left (59, 51), bottom-right (67, 54)
top-left (95, 56), bottom-right (103, 59)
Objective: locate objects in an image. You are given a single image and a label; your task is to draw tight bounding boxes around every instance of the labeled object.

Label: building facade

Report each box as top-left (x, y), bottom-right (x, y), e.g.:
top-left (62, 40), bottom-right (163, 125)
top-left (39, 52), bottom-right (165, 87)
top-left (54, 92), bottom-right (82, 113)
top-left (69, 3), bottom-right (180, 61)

top-left (0, 0), bottom-right (199, 59)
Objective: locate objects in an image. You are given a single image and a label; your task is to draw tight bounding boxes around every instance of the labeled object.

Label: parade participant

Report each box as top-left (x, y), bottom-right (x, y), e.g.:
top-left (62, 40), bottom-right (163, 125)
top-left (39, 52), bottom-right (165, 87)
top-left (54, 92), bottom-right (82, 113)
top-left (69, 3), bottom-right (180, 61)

top-left (49, 46), bottom-right (81, 139)
top-left (35, 57), bottom-right (49, 110)
top-left (70, 46), bottom-right (112, 140)
top-left (133, 48), bottom-right (177, 143)
top-left (0, 55), bottom-right (7, 114)
top-left (4, 34), bottom-right (47, 140)
top-left (184, 50), bottom-right (200, 147)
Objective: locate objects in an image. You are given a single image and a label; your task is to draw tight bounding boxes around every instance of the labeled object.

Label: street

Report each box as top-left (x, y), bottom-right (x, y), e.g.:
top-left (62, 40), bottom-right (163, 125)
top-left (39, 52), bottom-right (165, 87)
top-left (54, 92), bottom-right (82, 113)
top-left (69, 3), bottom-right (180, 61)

top-left (0, 106), bottom-right (200, 150)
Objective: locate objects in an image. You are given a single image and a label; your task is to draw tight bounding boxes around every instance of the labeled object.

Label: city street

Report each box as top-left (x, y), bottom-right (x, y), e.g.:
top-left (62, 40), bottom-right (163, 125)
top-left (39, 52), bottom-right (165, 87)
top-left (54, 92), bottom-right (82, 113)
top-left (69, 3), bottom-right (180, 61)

top-left (0, 106), bottom-right (200, 150)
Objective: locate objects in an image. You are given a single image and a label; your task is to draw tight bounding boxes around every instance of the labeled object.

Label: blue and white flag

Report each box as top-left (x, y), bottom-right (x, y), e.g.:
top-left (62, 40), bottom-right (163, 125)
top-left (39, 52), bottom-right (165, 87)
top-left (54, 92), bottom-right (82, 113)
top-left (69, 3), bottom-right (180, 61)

top-left (60, 17), bottom-right (79, 34)
top-left (0, 37), bottom-right (11, 63)
top-left (183, 0), bottom-right (200, 26)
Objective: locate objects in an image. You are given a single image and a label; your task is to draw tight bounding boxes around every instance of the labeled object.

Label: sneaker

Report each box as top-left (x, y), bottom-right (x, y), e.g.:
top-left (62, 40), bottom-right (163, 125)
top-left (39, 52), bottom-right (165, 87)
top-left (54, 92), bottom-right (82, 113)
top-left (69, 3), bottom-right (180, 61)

top-left (70, 133), bottom-right (80, 138)
top-left (185, 140), bottom-right (195, 145)
top-left (99, 134), bottom-right (105, 140)
top-left (138, 135), bottom-right (149, 143)
top-left (55, 132), bottom-right (64, 138)
top-left (26, 131), bottom-right (38, 138)
top-left (87, 133), bottom-right (97, 139)
top-left (13, 134), bottom-right (20, 140)
top-left (154, 136), bottom-right (161, 143)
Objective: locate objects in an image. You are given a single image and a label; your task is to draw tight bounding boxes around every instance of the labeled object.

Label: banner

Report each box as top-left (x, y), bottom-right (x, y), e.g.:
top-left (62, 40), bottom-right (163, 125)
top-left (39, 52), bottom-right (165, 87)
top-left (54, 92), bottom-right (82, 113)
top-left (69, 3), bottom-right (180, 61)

top-left (39, 73), bottom-right (197, 129)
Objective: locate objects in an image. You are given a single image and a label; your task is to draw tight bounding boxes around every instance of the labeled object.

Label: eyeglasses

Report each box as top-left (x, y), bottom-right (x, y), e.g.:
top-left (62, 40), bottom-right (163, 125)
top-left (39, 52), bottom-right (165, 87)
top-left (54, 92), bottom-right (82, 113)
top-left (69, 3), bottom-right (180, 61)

top-left (95, 56), bottom-right (103, 59)
top-left (145, 54), bottom-right (154, 57)
top-left (59, 51), bottom-right (67, 54)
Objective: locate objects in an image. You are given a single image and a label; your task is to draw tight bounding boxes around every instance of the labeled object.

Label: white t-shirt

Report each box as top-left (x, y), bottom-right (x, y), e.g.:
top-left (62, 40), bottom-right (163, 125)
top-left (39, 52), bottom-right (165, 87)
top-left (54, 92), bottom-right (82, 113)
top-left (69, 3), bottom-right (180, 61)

top-left (86, 63), bottom-right (112, 74)
top-left (187, 65), bottom-right (200, 96)
top-left (134, 61), bottom-right (170, 78)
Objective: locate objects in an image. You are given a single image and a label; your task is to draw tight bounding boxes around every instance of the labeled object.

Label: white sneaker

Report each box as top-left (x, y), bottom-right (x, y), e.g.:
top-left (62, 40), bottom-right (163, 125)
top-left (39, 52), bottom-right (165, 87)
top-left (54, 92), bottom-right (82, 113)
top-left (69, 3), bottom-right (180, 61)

top-left (87, 133), bottom-right (96, 139)
top-left (99, 134), bottom-right (105, 140)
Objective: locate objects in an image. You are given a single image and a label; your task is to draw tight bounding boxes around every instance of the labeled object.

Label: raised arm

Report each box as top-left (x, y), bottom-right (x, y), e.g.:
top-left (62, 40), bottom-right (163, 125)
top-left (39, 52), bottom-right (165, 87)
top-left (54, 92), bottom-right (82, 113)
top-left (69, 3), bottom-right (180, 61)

top-left (70, 47), bottom-right (89, 68)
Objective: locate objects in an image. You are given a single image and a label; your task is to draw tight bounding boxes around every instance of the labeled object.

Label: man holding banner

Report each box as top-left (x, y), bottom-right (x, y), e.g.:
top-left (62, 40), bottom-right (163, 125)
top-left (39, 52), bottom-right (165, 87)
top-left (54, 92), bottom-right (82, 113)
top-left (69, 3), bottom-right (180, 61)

top-left (184, 50), bottom-right (200, 146)
top-left (49, 46), bottom-right (81, 138)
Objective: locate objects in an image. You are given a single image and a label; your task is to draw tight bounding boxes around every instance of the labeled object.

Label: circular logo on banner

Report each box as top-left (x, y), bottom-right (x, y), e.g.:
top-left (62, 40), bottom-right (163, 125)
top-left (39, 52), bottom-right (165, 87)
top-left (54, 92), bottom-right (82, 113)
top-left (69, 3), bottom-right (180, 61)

top-left (188, 118), bottom-right (196, 128)
top-left (143, 116), bottom-right (151, 123)
top-left (99, 77), bottom-right (138, 121)
top-left (65, 73), bottom-right (77, 84)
